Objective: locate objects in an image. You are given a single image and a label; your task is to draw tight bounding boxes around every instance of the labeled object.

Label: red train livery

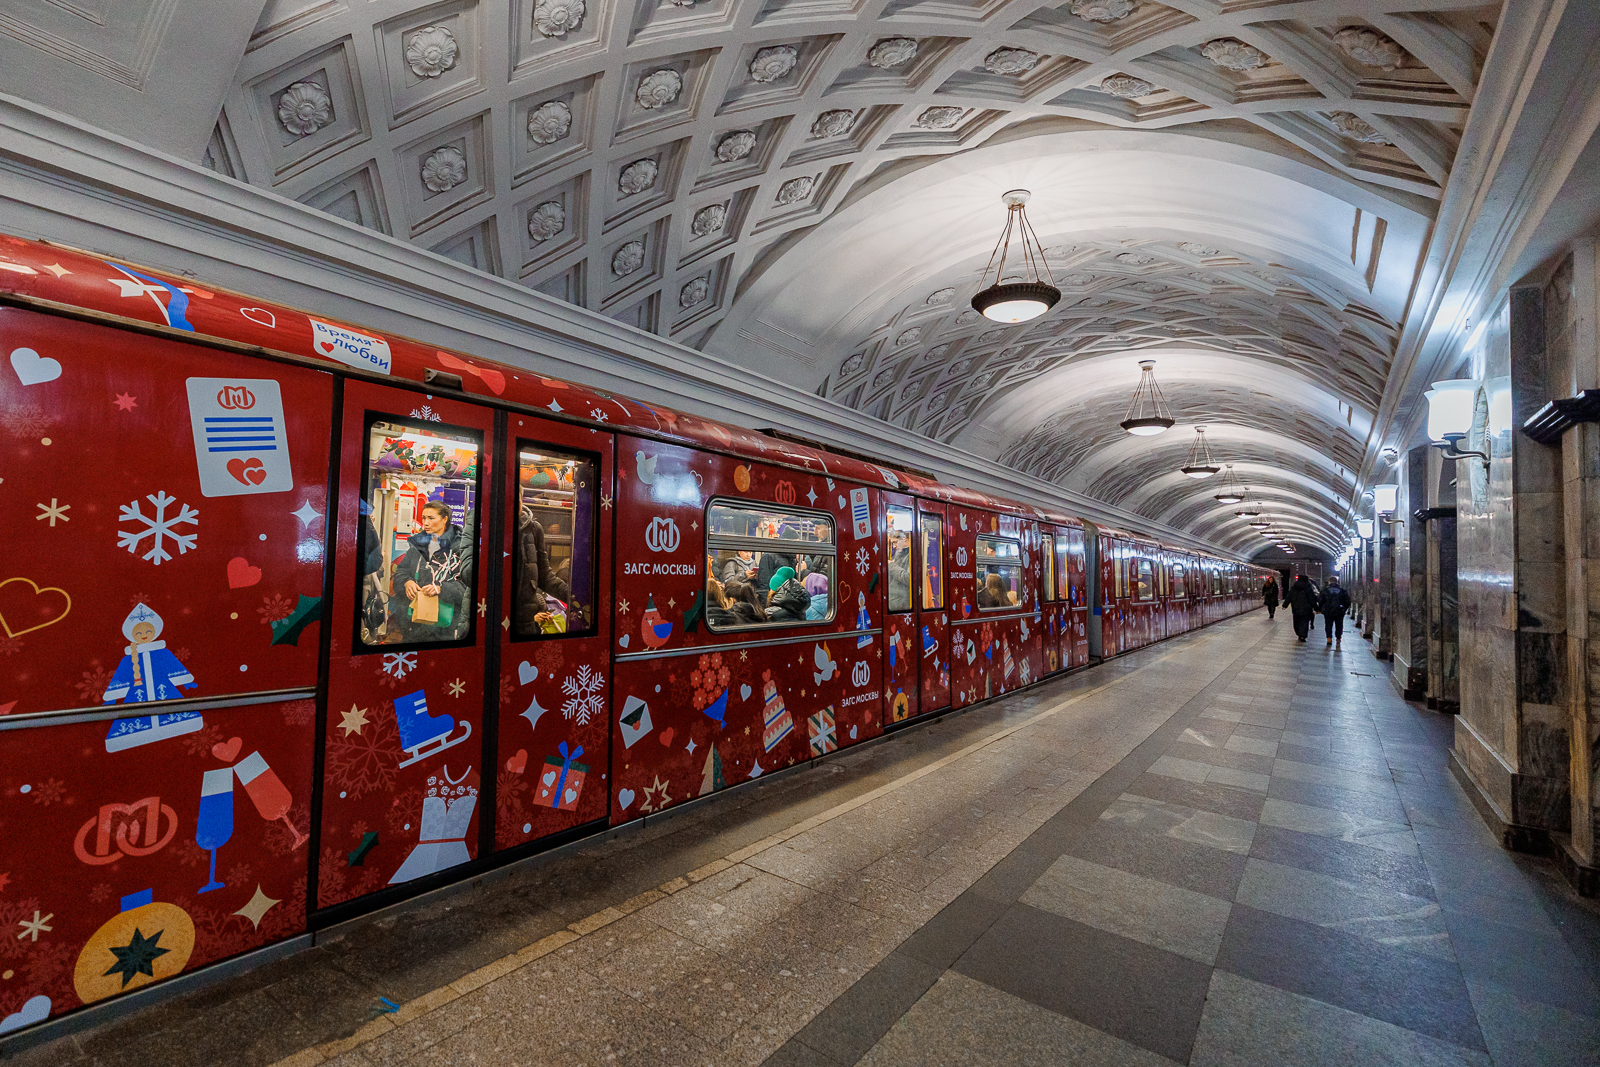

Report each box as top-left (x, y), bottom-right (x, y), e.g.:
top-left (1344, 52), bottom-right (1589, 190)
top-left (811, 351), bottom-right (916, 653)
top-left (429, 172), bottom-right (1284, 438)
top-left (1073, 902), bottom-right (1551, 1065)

top-left (0, 234), bottom-right (1270, 1037)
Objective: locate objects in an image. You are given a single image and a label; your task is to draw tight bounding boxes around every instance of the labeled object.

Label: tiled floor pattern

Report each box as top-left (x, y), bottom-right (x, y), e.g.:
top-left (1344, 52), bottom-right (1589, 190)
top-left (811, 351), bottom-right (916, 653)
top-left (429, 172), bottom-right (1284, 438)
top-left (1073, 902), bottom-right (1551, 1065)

top-left (775, 632), bottom-right (1600, 1067)
top-left (14, 616), bottom-right (1600, 1067)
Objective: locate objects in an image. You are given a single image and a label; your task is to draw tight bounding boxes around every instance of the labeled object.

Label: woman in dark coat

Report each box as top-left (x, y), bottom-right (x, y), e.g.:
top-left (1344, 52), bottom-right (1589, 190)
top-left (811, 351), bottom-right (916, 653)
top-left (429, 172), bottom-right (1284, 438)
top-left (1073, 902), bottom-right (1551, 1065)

top-left (392, 501), bottom-right (473, 641)
top-left (1262, 577), bottom-right (1280, 619)
top-left (515, 506), bottom-right (573, 634)
top-left (1284, 575), bottom-right (1319, 644)
top-left (765, 566), bottom-right (811, 622)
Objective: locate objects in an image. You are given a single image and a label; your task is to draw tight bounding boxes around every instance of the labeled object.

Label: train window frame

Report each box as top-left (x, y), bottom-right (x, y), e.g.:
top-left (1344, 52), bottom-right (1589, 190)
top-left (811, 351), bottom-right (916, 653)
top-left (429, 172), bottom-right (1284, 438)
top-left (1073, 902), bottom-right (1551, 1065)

top-left (1054, 534), bottom-right (1071, 605)
top-left (1041, 533), bottom-right (1056, 602)
top-left (1115, 553), bottom-right (1128, 600)
top-left (975, 534), bottom-right (1024, 612)
top-left (919, 512), bottom-right (945, 610)
top-left (1172, 563), bottom-right (1187, 600)
top-left (353, 411), bottom-right (483, 656)
top-left (886, 504), bottom-right (915, 614)
top-left (704, 498), bottom-right (838, 633)
top-left (509, 439), bottom-right (603, 644)
top-left (1133, 558), bottom-right (1156, 603)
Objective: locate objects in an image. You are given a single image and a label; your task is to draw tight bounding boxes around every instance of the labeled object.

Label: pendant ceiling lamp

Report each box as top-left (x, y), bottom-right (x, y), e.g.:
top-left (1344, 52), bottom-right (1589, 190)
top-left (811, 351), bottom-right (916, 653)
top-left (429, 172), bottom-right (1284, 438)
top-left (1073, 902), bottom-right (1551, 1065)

top-left (1119, 360), bottom-right (1176, 436)
top-left (1179, 426), bottom-right (1220, 478)
top-left (1212, 464), bottom-right (1244, 504)
top-left (1249, 518), bottom-right (1271, 529)
top-left (971, 189), bottom-right (1060, 323)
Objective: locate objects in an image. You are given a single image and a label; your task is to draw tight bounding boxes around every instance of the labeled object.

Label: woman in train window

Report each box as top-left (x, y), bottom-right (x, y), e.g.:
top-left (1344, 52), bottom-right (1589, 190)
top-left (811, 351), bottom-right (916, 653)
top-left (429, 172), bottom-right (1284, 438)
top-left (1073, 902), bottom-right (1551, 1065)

top-left (804, 573), bottom-right (830, 620)
top-left (765, 566), bottom-right (811, 622)
top-left (723, 580), bottom-right (767, 625)
top-left (756, 521), bottom-right (802, 589)
top-left (515, 505), bottom-right (572, 634)
top-left (977, 572), bottom-right (1006, 609)
top-left (392, 501), bottom-right (474, 641)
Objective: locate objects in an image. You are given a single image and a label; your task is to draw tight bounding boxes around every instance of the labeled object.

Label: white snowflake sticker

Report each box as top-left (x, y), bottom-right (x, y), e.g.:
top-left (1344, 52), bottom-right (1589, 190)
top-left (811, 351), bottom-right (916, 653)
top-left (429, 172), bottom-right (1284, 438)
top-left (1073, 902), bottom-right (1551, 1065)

top-left (855, 546), bottom-right (871, 576)
top-left (382, 651), bottom-right (418, 679)
top-left (409, 406), bottom-right (443, 422)
top-left (117, 491), bottom-right (198, 565)
top-left (560, 665), bottom-right (605, 725)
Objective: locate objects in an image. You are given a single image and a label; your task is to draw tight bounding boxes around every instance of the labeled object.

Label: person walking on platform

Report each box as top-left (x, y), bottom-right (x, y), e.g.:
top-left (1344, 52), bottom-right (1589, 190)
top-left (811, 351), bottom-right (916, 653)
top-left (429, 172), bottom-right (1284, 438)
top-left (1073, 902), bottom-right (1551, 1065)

top-left (1285, 575), bottom-right (1318, 643)
top-left (1320, 575), bottom-right (1352, 649)
top-left (1261, 576), bottom-right (1280, 619)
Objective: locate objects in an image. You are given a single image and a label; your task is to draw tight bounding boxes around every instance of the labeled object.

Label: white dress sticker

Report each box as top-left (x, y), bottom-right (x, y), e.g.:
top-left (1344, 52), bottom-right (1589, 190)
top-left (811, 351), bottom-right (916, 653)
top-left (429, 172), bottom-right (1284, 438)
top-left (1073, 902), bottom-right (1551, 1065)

top-left (308, 317), bottom-right (392, 374)
top-left (185, 378), bottom-right (294, 497)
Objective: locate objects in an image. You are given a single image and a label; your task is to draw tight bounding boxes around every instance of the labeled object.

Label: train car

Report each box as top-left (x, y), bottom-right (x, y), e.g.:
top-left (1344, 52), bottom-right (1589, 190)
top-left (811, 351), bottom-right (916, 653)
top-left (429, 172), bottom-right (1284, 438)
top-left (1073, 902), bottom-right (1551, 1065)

top-left (0, 232), bottom-right (1262, 1037)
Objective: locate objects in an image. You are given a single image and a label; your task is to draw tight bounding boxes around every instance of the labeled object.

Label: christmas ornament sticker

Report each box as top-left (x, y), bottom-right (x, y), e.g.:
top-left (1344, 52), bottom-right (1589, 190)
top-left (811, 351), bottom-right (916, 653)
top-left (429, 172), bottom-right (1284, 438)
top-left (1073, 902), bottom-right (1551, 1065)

top-left (185, 378), bottom-right (294, 498)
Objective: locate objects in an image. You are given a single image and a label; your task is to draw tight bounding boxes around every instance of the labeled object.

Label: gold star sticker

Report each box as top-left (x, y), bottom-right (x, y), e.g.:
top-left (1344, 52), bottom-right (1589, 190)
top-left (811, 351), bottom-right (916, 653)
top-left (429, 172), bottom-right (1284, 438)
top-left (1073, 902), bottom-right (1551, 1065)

top-left (601, 494), bottom-right (613, 510)
top-left (233, 885), bottom-right (280, 929)
top-left (339, 705), bottom-right (368, 737)
top-left (667, 597), bottom-right (676, 608)
top-left (739, 650), bottom-right (747, 661)
top-left (639, 775), bottom-right (671, 813)
top-left (41, 263), bottom-right (70, 278)
top-left (502, 616), bottom-right (511, 630)
top-left (744, 726), bottom-right (750, 735)
top-left (690, 520), bottom-right (698, 531)
top-left (618, 598), bottom-right (630, 614)
top-left (477, 599), bottom-right (487, 617)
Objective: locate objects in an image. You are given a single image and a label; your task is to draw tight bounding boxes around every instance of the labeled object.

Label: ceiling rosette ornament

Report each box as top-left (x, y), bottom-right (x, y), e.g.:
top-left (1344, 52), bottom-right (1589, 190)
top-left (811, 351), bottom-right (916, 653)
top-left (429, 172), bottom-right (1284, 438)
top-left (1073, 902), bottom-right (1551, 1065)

top-left (840, 352), bottom-right (864, 376)
top-left (1202, 38), bottom-right (1269, 71)
top-left (277, 80), bottom-right (333, 137)
top-left (526, 100), bottom-right (572, 145)
top-left (923, 345), bottom-right (949, 361)
top-left (1069, 0), bottom-right (1134, 22)
top-left (1333, 27), bottom-right (1404, 70)
top-left (527, 201), bottom-right (565, 242)
top-left (617, 158), bottom-right (659, 196)
top-left (1179, 242), bottom-right (1219, 256)
top-left (715, 130), bottom-right (757, 162)
top-left (873, 368), bottom-right (897, 387)
top-left (1099, 73), bottom-right (1155, 99)
top-left (1059, 273), bottom-right (1092, 286)
top-left (954, 308), bottom-right (980, 324)
top-left (810, 109), bottom-right (855, 138)
top-left (1329, 111), bottom-right (1390, 144)
top-left (926, 287), bottom-right (955, 304)
top-left (895, 326), bottom-right (922, 346)
top-left (404, 26), bottom-right (459, 78)
top-left (900, 381), bottom-right (923, 400)
top-left (749, 45), bottom-right (799, 83)
top-left (636, 69), bottom-right (683, 110)
top-left (1116, 251), bottom-right (1156, 266)
top-left (984, 47), bottom-right (1040, 76)
top-left (611, 240), bottom-right (645, 277)
top-left (867, 37), bottom-right (917, 68)
top-left (679, 275), bottom-right (710, 309)
top-left (775, 175), bottom-right (814, 205)
top-left (533, 0), bottom-right (584, 37)
top-left (915, 106), bottom-right (964, 129)
top-left (690, 203), bottom-right (727, 237)
top-left (420, 146), bottom-right (467, 192)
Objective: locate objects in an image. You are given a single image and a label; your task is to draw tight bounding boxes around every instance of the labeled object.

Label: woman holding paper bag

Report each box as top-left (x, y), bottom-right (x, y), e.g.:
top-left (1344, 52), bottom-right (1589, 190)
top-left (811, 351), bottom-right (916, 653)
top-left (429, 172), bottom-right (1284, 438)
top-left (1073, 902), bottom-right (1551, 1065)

top-left (393, 501), bottom-right (473, 641)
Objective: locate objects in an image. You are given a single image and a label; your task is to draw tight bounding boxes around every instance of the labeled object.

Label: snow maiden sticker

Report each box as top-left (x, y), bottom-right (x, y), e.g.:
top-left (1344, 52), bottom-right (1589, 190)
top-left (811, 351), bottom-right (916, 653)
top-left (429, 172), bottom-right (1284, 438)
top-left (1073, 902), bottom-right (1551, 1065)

top-left (185, 378), bottom-right (294, 497)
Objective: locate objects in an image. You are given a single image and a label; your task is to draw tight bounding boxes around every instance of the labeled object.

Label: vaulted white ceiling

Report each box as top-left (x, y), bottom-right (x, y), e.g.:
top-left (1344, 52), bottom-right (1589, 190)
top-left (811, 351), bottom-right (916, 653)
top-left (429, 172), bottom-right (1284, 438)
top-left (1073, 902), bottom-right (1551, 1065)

top-left (0, 0), bottom-right (1507, 552)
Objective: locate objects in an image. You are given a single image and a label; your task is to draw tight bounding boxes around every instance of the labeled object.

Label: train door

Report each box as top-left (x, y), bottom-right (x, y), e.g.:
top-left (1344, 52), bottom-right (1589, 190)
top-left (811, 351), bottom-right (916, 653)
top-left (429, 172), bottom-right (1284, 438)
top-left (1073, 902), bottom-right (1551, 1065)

top-left (1040, 527), bottom-right (1063, 675)
top-left (1084, 522), bottom-right (1103, 660)
top-left (884, 494), bottom-right (919, 724)
top-left (320, 381), bottom-right (495, 912)
top-left (916, 503), bottom-right (951, 716)
top-left (1064, 525), bottom-right (1088, 667)
top-left (493, 415), bottom-right (615, 853)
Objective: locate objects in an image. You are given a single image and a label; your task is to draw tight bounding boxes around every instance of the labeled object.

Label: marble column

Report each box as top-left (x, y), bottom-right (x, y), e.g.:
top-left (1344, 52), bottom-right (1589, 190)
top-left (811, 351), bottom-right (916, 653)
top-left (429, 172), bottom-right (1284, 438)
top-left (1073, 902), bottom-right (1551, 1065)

top-left (1395, 447), bottom-right (1430, 697)
top-left (1377, 522), bottom-right (1396, 659)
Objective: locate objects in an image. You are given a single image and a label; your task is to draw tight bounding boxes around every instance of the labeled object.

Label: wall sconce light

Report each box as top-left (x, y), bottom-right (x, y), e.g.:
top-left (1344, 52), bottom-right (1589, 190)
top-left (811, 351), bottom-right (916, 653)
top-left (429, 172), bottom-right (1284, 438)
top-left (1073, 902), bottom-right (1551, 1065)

top-left (1356, 518), bottom-right (1375, 540)
top-left (1424, 379), bottom-right (1489, 469)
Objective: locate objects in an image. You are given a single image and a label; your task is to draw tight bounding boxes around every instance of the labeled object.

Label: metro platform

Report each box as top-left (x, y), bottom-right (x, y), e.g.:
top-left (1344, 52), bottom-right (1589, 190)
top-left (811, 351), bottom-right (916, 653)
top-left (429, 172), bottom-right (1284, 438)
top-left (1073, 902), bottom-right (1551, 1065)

top-left (10, 612), bottom-right (1598, 1067)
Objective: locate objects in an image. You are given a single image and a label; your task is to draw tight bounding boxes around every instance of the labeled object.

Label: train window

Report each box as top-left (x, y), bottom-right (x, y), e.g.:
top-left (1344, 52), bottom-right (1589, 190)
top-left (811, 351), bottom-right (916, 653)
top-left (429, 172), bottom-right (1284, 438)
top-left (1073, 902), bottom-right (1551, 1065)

top-left (705, 501), bottom-right (835, 631)
top-left (1134, 559), bottom-right (1155, 602)
top-left (1041, 534), bottom-right (1056, 601)
top-left (920, 513), bottom-right (945, 609)
top-left (1054, 535), bottom-right (1071, 604)
top-left (975, 536), bottom-right (1022, 610)
top-left (511, 443), bottom-right (599, 640)
top-left (356, 416), bottom-right (482, 651)
top-left (1115, 554), bottom-right (1128, 600)
top-left (887, 505), bottom-right (915, 613)
top-left (1172, 564), bottom-right (1187, 599)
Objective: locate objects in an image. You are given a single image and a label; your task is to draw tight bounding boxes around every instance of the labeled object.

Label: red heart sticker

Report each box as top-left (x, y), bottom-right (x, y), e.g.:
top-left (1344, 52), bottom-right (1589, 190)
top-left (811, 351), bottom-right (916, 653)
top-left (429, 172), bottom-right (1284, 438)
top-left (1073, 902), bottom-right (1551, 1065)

top-left (212, 736), bottom-right (242, 763)
top-left (506, 749), bottom-right (527, 774)
top-left (658, 727), bottom-right (675, 747)
top-left (317, 339), bottom-right (335, 354)
top-left (226, 556), bottom-right (262, 589)
top-left (226, 457), bottom-right (267, 486)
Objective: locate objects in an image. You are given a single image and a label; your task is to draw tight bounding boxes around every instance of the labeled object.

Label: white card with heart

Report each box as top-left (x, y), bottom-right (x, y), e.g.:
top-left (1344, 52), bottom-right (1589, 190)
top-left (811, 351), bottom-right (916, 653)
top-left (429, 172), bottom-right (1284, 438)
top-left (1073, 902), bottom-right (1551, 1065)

top-left (185, 377), bottom-right (294, 497)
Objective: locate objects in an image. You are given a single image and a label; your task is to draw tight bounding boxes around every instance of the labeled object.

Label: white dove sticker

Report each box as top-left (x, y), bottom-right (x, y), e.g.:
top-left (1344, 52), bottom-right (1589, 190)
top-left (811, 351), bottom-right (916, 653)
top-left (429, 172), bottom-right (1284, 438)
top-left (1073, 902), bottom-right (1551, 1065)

top-left (812, 643), bottom-right (838, 684)
top-left (634, 451), bottom-right (658, 484)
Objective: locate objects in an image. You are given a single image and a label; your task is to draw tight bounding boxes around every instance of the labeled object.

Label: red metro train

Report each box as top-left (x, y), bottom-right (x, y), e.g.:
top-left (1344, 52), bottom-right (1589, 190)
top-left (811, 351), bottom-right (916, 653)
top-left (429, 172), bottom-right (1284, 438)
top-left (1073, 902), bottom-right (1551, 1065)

top-left (0, 234), bottom-right (1271, 1036)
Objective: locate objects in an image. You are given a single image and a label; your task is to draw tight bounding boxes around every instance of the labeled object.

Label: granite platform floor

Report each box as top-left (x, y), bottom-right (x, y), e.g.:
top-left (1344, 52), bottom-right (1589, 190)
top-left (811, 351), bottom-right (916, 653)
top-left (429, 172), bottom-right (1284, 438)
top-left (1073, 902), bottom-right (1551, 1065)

top-left (11, 613), bottom-right (1600, 1067)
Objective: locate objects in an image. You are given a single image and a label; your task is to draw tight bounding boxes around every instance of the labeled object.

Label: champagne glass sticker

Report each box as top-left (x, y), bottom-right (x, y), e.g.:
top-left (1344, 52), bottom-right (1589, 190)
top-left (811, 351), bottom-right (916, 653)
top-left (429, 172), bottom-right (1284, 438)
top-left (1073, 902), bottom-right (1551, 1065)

top-left (236, 751), bottom-right (307, 849)
top-left (195, 768), bottom-right (234, 894)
